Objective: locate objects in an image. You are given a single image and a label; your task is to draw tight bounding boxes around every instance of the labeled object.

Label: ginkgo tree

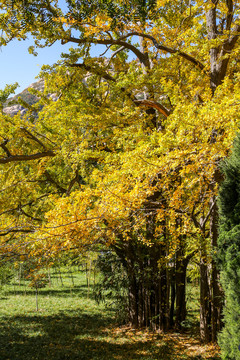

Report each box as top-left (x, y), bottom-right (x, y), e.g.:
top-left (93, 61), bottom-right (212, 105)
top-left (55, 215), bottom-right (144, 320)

top-left (0, 0), bottom-right (240, 343)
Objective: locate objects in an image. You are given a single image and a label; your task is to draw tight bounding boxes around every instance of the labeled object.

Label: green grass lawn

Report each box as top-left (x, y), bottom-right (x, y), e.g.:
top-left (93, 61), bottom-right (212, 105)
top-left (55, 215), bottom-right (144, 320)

top-left (0, 268), bottom-right (220, 360)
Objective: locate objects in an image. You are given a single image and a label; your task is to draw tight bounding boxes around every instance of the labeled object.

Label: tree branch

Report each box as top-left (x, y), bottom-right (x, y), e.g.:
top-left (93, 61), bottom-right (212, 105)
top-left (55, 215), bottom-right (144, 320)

top-left (66, 170), bottom-right (83, 195)
top-left (68, 63), bottom-right (170, 117)
top-left (226, 0), bottom-right (234, 31)
top-left (44, 170), bottom-right (66, 194)
top-left (64, 36), bottom-right (149, 66)
top-left (127, 32), bottom-right (205, 71)
top-left (0, 150), bottom-right (55, 164)
top-left (135, 99), bottom-right (170, 118)
top-left (228, 24), bottom-right (240, 47)
top-left (0, 139), bottom-right (12, 157)
top-left (20, 127), bottom-right (47, 150)
top-left (65, 33), bottom-right (205, 71)
top-left (107, 46), bottom-right (125, 64)
top-left (0, 193), bottom-right (57, 217)
top-left (18, 207), bottom-right (42, 222)
top-left (201, 197), bottom-right (217, 228)
top-left (0, 227), bottom-right (35, 236)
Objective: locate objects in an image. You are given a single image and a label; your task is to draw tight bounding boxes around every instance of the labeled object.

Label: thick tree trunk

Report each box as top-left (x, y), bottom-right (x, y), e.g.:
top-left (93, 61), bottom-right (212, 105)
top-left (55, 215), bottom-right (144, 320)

top-left (114, 238), bottom-right (168, 329)
top-left (209, 195), bottom-right (223, 342)
top-left (128, 273), bottom-right (139, 327)
top-left (169, 267), bottom-right (175, 328)
top-left (124, 240), bottom-right (139, 328)
top-left (112, 240), bottom-right (139, 327)
top-left (200, 245), bottom-right (211, 342)
top-left (206, 1), bottom-right (240, 95)
top-left (126, 247), bottom-right (169, 330)
top-left (175, 254), bottom-right (188, 330)
top-left (159, 266), bottom-right (168, 331)
top-left (197, 0), bottom-right (240, 343)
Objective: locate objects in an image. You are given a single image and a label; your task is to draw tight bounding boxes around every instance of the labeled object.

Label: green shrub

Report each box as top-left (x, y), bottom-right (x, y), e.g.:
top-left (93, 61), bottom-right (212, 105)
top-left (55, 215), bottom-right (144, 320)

top-left (0, 263), bottom-right (15, 286)
top-left (94, 251), bottom-right (129, 323)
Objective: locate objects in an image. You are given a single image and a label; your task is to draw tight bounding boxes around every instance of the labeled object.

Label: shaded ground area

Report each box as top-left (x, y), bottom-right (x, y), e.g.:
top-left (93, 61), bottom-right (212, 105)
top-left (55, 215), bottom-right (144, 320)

top-left (0, 272), bottom-right (220, 360)
top-left (0, 313), bottom-right (220, 360)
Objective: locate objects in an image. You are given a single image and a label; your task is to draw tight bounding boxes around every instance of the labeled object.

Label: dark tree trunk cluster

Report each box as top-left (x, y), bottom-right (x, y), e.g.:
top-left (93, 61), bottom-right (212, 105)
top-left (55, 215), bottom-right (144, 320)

top-left (114, 233), bottom-right (222, 341)
top-left (114, 239), bottom-right (188, 331)
top-left (112, 192), bottom-right (223, 342)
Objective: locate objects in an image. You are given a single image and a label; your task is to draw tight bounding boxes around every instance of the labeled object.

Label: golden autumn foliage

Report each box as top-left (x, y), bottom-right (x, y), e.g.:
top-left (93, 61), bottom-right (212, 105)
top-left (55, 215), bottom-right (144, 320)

top-left (1, 0), bottom-right (240, 341)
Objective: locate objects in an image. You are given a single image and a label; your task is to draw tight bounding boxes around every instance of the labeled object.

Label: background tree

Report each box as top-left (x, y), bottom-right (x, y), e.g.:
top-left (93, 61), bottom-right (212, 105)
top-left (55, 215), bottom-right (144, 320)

top-left (218, 133), bottom-right (240, 360)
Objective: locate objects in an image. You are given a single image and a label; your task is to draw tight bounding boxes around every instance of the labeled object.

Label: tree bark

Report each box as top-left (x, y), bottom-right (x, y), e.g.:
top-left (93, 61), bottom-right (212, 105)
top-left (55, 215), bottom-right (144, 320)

top-left (169, 267), bottom-right (175, 328)
top-left (209, 194), bottom-right (223, 342)
top-left (175, 252), bottom-right (188, 330)
top-left (206, 1), bottom-right (240, 95)
top-left (199, 242), bottom-right (211, 342)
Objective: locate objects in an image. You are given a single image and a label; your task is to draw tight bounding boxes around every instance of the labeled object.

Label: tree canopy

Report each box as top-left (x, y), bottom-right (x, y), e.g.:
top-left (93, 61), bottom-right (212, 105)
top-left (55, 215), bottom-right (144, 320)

top-left (1, 0), bottom-right (240, 342)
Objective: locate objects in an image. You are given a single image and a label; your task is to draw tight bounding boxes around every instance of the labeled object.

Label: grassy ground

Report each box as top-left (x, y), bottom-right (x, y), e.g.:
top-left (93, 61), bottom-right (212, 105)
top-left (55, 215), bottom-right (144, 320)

top-left (0, 268), bottom-right (220, 360)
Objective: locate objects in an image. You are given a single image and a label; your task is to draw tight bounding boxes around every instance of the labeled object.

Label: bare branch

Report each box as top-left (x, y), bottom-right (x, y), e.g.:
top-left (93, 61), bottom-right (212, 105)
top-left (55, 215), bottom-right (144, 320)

top-left (66, 170), bottom-right (83, 195)
top-left (0, 150), bottom-right (55, 164)
top-left (18, 207), bottom-right (42, 222)
top-left (135, 99), bottom-right (170, 118)
top-left (79, 31), bottom-right (205, 71)
top-left (31, 130), bottom-right (56, 145)
top-left (44, 170), bottom-right (66, 194)
top-left (226, 0), bottom-right (234, 30)
top-left (20, 127), bottom-right (47, 150)
top-left (43, 216), bottom-right (102, 230)
top-left (65, 36), bottom-right (148, 66)
top-left (65, 33), bottom-right (205, 70)
top-left (68, 62), bottom-right (118, 82)
top-left (228, 24), bottom-right (240, 47)
top-left (128, 32), bottom-right (205, 71)
top-left (0, 227), bottom-right (35, 236)
top-left (0, 139), bottom-right (12, 157)
top-left (99, 44), bottom-right (112, 57)
top-left (201, 197), bottom-right (217, 228)
top-left (107, 46), bottom-right (125, 64)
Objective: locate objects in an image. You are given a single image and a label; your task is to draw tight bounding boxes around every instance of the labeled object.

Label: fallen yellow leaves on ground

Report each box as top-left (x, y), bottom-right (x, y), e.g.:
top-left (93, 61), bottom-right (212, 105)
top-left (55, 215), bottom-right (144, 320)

top-left (103, 325), bottom-right (220, 359)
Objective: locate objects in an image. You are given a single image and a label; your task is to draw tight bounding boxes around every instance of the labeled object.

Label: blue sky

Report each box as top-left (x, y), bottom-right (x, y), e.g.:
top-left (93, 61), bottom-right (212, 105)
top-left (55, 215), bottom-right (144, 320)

top-left (0, 0), bottom-right (132, 96)
top-left (0, 37), bottom-right (77, 94)
top-left (0, 36), bottom-right (109, 95)
top-left (0, 0), bottom-right (134, 97)
top-left (0, 0), bottom-right (72, 94)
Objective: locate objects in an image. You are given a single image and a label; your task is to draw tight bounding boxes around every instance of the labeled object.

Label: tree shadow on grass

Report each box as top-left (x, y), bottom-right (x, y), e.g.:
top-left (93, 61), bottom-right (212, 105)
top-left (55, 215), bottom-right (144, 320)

top-left (0, 309), bottom-right (212, 360)
top-left (0, 315), bottom-right (220, 360)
